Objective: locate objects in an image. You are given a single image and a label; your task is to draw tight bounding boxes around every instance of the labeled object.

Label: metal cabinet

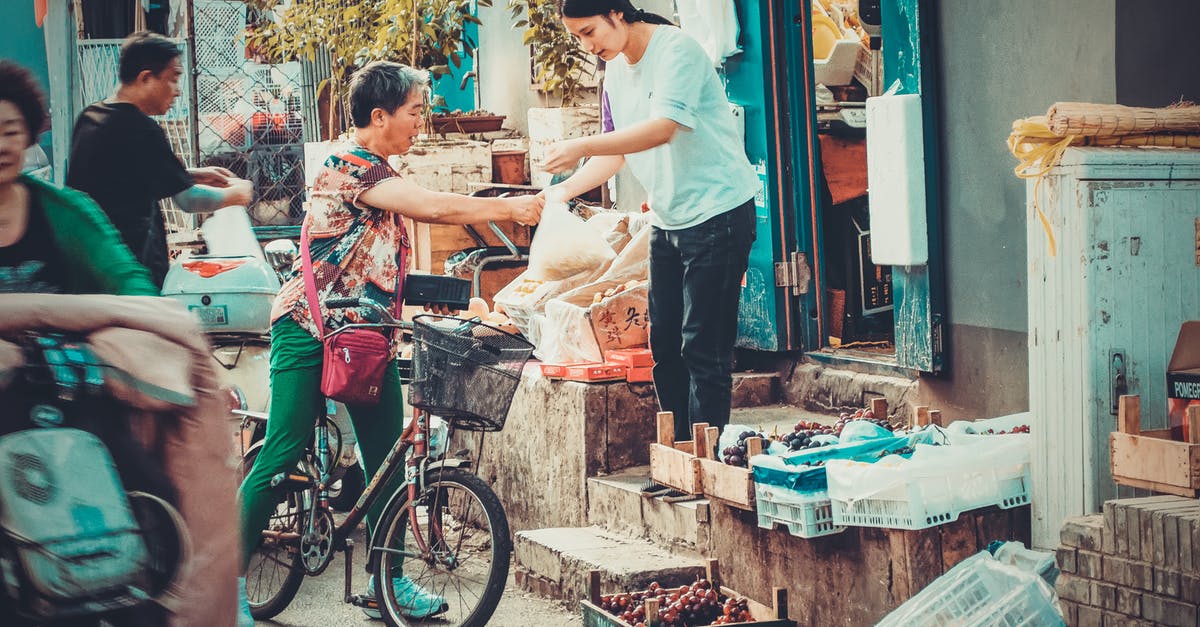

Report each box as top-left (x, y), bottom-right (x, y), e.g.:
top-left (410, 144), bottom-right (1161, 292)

top-left (1028, 147), bottom-right (1200, 547)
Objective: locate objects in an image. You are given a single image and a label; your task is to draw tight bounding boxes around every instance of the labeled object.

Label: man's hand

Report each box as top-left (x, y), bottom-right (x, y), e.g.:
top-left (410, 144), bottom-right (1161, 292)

top-left (190, 166), bottom-right (237, 187)
top-left (225, 178), bottom-right (254, 207)
top-left (504, 194), bottom-right (545, 226)
top-left (542, 138), bottom-right (586, 174)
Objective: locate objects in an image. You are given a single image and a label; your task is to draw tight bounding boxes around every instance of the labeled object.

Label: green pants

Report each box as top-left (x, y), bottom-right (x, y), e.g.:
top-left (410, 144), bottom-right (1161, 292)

top-left (238, 317), bottom-right (407, 571)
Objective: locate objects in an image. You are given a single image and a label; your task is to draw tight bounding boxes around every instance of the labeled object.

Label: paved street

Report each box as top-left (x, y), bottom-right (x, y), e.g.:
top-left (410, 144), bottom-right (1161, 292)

top-left (255, 524), bottom-right (580, 627)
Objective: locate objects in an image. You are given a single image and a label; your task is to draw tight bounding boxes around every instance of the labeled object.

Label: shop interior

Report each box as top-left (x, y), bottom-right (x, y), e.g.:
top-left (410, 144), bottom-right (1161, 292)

top-left (809, 0), bottom-right (895, 358)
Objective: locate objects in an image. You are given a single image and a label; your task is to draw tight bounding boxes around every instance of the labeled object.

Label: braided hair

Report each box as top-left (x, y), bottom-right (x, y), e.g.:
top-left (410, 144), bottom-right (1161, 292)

top-left (558, 0), bottom-right (674, 26)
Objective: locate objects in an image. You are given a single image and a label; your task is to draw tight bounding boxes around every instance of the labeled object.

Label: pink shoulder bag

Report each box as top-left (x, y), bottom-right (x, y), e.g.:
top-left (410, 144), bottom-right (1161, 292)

top-left (300, 219), bottom-right (406, 405)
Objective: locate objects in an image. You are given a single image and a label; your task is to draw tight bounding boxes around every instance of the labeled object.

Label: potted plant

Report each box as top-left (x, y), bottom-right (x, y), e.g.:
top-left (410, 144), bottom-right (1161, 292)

top-left (246, 0), bottom-right (492, 137)
top-left (506, 0), bottom-right (600, 186)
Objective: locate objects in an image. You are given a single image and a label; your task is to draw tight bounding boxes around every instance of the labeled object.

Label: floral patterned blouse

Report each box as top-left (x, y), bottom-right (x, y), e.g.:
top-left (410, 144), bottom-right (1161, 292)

top-left (270, 142), bottom-right (408, 340)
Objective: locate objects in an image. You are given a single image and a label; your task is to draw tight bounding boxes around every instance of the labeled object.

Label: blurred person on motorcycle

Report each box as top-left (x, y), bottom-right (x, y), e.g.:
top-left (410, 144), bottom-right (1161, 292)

top-left (237, 60), bottom-right (543, 622)
top-left (66, 31), bottom-right (253, 288)
top-left (0, 61), bottom-right (239, 626)
top-left (0, 60), bottom-right (156, 296)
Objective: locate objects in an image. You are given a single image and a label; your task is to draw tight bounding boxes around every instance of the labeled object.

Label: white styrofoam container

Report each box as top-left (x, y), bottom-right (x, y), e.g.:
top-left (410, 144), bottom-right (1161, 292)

top-left (1026, 147), bottom-right (1200, 548)
top-left (162, 255), bottom-right (280, 334)
top-left (813, 35), bottom-right (860, 86)
top-left (865, 93), bottom-right (928, 265)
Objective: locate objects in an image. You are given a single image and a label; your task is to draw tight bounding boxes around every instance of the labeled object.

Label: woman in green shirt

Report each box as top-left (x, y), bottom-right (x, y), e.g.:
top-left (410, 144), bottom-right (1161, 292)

top-left (0, 60), bottom-right (156, 296)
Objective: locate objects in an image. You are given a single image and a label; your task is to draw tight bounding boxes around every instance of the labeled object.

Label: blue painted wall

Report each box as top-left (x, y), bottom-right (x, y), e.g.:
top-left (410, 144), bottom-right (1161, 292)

top-left (0, 1), bottom-right (53, 157)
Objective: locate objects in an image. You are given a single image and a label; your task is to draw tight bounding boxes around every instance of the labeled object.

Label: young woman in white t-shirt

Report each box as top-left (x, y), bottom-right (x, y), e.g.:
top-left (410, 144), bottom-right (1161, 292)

top-left (543, 0), bottom-right (759, 442)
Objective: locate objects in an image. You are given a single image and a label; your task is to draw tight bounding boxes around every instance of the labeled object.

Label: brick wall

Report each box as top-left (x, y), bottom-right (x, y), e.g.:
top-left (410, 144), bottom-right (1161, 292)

top-left (1056, 496), bottom-right (1200, 627)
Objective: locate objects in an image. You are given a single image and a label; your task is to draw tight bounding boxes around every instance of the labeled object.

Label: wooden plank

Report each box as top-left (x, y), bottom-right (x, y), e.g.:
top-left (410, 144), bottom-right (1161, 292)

top-left (928, 409), bottom-right (943, 427)
top-left (590, 569), bottom-right (602, 604)
top-left (704, 427), bottom-right (720, 460)
top-left (746, 437), bottom-right (765, 458)
top-left (1189, 405), bottom-right (1200, 444)
top-left (657, 412), bottom-right (674, 447)
top-left (1110, 432), bottom-right (1195, 489)
top-left (913, 405), bottom-right (931, 428)
top-left (1119, 395), bottom-right (1141, 434)
top-left (698, 458), bottom-right (755, 510)
top-left (649, 443), bottom-right (702, 494)
top-left (939, 513), bottom-right (979, 571)
top-left (772, 587), bottom-right (789, 620)
top-left (871, 397), bottom-right (889, 419)
top-left (1143, 429), bottom-right (1173, 440)
top-left (1112, 475), bottom-right (1200, 498)
top-left (693, 423), bottom-right (710, 460)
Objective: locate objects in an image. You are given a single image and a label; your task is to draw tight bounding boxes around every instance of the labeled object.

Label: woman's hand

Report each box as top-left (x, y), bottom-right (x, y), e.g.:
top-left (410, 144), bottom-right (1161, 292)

top-left (505, 194), bottom-right (545, 226)
top-left (423, 304), bottom-right (457, 316)
top-left (542, 138), bottom-right (586, 174)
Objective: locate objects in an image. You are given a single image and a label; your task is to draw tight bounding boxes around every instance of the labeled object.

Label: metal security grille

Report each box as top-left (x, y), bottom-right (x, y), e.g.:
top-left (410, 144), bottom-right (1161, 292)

top-left (188, 0), bottom-right (322, 227)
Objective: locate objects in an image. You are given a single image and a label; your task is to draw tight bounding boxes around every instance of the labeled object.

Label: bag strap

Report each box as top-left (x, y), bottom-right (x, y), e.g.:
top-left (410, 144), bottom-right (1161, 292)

top-left (301, 215), bottom-right (410, 340)
top-left (300, 219), bottom-right (327, 341)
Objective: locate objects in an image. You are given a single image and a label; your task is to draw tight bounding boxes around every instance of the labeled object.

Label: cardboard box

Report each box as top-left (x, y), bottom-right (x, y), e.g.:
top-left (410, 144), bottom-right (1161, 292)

top-left (606, 347), bottom-right (654, 368)
top-left (1167, 321), bottom-right (1200, 438)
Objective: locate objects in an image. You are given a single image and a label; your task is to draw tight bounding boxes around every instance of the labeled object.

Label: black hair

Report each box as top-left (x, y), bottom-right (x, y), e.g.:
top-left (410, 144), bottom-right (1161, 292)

top-left (118, 31), bottom-right (182, 84)
top-left (558, 0), bottom-right (674, 25)
top-left (0, 60), bottom-right (47, 146)
top-left (347, 61), bottom-right (429, 129)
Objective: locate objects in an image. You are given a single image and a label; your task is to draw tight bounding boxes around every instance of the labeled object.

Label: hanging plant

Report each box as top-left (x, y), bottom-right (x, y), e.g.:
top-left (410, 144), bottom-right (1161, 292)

top-left (506, 0), bottom-right (597, 106)
top-left (245, 0), bottom-right (491, 135)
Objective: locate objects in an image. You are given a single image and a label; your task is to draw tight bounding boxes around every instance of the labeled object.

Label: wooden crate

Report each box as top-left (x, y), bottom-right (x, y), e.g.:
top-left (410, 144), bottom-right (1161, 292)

top-left (698, 427), bottom-right (762, 512)
top-left (649, 412), bottom-right (705, 495)
top-left (580, 559), bottom-right (795, 627)
top-left (1111, 395), bottom-right (1200, 497)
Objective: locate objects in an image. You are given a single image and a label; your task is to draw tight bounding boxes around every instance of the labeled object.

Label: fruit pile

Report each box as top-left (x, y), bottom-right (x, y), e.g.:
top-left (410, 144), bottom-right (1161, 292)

top-left (597, 579), bottom-right (756, 626)
top-left (779, 420), bottom-right (835, 452)
top-left (832, 408), bottom-right (894, 436)
top-left (721, 430), bottom-right (767, 468)
top-left (980, 424), bottom-right (1030, 435)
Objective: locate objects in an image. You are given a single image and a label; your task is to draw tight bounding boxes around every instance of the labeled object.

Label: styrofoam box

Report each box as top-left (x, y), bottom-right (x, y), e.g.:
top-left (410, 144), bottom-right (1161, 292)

top-left (162, 256), bottom-right (280, 334)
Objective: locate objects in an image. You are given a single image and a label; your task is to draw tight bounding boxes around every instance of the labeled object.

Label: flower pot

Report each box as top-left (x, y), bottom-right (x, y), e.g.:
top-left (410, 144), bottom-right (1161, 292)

top-left (492, 149), bottom-right (528, 185)
top-left (430, 114), bottom-right (506, 134)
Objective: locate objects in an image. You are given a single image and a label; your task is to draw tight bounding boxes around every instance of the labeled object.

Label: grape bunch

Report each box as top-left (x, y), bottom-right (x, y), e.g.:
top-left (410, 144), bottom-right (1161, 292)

top-left (981, 424), bottom-right (1030, 435)
top-left (599, 578), bottom-right (753, 626)
top-left (712, 596), bottom-right (755, 624)
top-left (833, 408), bottom-right (894, 435)
top-left (722, 430), bottom-right (767, 467)
top-left (779, 420), bottom-right (834, 452)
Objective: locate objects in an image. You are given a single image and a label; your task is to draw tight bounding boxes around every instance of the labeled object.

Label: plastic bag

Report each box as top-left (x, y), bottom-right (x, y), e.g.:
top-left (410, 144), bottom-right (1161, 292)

top-left (526, 198), bottom-right (615, 281)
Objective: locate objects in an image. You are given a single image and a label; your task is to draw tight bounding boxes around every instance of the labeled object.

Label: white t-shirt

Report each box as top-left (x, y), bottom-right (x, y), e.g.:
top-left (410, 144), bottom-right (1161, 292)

top-left (603, 25), bottom-right (759, 230)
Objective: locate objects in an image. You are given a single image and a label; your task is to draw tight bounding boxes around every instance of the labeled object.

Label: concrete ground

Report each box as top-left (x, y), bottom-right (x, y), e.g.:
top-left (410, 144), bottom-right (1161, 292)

top-left (255, 523), bottom-right (580, 627)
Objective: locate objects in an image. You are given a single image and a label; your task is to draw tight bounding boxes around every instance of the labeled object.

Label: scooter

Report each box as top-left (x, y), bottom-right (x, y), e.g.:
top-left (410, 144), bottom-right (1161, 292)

top-left (160, 210), bottom-right (365, 510)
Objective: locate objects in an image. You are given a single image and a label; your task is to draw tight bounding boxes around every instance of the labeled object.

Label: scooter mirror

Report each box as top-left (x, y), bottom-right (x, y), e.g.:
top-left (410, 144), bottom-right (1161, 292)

top-left (264, 239), bottom-right (298, 274)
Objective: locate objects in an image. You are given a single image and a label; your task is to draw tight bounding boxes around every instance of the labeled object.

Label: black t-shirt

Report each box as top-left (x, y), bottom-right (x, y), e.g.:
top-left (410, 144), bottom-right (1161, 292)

top-left (0, 192), bottom-right (69, 294)
top-left (66, 101), bottom-right (192, 286)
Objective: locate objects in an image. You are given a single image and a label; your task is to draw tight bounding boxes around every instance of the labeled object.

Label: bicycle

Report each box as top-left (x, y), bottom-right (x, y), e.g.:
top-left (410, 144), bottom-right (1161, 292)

top-left (237, 298), bottom-right (534, 626)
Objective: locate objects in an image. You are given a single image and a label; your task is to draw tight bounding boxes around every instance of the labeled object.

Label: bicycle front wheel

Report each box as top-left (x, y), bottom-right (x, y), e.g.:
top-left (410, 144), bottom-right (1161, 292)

top-left (373, 467), bottom-right (512, 627)
top-left (242, 448), bottom-right (307, 619)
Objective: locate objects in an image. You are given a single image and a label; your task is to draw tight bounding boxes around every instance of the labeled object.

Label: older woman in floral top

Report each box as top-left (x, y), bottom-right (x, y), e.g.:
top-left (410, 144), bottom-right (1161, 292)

top-left (238, 61), bottom-right (542, 622)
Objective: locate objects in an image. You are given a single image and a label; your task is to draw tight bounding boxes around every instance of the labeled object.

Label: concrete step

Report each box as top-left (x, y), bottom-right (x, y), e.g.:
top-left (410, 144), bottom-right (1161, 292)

top-left (586, 466), bottom-right (710, 553)
top-left (513, 526), bottom-right (705, 609)
top-left (730, 371), bottom-right (780, 408)
top-left (783, 362), bottom-right (918, 422)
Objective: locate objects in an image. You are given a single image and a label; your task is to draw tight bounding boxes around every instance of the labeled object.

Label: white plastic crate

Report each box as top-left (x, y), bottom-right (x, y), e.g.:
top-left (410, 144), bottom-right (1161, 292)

top-left (754, 483), bottom-right (844, 539)
top-left (830, 461), bottom-right (1030, 531)
top-left (877, 551), bottom-right (1064, 627)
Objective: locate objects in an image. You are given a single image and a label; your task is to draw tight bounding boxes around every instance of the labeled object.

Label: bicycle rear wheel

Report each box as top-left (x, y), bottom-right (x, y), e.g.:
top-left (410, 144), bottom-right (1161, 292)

top-left (373, 467), bottom-right (511, 627)
top-left (241, 448), bottom-right (307, 619)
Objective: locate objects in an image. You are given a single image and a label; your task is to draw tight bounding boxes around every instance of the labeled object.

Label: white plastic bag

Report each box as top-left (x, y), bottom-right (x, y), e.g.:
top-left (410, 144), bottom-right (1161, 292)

top-left (526, 198), bottom-right (615, 281)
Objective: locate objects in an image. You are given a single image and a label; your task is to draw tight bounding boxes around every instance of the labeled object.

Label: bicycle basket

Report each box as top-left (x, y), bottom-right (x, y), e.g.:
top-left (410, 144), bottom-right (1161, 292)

top-left (409, 315), bottom-right (534, 432)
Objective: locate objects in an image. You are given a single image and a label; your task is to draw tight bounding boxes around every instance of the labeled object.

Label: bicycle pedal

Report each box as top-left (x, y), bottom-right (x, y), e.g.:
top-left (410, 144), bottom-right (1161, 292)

top-left (269, 472), bottom-right (315, 491)
top-left (347, 593), bottom-right (376, 609)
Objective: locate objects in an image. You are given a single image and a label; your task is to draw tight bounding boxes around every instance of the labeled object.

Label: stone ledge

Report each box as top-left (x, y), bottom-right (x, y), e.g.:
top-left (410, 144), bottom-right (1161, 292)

top-left (514, 526), bottom-right (704, 610)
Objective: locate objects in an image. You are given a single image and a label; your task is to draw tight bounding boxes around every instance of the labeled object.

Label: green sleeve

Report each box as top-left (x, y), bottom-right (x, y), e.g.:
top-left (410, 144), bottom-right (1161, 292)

top-left (30, 176), bottom-right (159, 296)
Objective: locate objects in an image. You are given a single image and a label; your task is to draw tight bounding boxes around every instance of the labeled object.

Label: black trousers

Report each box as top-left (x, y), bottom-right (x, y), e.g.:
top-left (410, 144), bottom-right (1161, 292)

top-left (648, 199), bottom-right (756, 441)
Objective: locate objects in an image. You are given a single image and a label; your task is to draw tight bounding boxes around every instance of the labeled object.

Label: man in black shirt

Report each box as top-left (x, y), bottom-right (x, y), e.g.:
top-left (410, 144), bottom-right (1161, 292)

top-left (67, 31), bottom-right (252, 287)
